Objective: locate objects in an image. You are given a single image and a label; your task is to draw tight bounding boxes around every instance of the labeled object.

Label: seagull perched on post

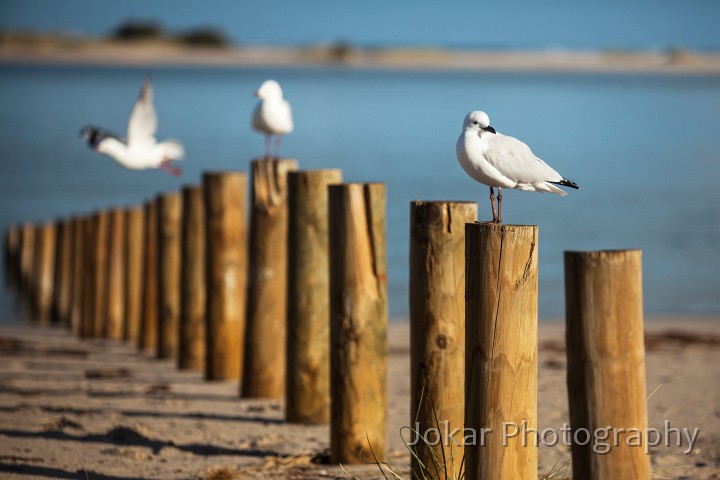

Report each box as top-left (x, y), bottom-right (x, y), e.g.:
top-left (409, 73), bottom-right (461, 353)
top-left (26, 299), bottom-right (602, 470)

top-left (456, 111), bottom-right (578, 223)
top-left (80, 76), bottom-right (184, 176)
top-left (252, 79), bottom-right (293, 159)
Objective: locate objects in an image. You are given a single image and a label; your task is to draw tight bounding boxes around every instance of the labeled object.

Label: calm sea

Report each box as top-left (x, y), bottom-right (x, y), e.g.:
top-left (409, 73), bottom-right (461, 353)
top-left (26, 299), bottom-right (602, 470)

top-left (1, 65), bottom-right (719, 321)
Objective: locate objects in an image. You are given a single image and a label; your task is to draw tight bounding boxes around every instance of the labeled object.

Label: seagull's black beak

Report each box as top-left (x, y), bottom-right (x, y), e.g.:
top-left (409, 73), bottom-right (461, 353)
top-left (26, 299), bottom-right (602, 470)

top-left (484, 126), bottom-right (496, 134)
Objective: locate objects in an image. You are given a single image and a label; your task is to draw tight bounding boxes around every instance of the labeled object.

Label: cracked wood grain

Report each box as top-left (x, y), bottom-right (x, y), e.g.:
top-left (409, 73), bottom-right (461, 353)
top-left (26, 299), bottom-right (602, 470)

top-left (465, 222), bottom-right (538, 480)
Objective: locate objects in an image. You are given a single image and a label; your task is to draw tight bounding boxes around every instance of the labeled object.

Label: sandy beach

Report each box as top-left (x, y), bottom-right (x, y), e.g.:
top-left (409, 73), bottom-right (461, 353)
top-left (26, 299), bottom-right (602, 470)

top-left (2, 38), bottom-right (720, 75)
top-left (0, 317), bottom-right (718, 479)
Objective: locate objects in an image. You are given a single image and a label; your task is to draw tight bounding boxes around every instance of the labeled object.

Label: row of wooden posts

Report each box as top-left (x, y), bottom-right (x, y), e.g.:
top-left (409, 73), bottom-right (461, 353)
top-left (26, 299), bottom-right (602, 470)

top-left (3, 158), bottom-right (650, 479)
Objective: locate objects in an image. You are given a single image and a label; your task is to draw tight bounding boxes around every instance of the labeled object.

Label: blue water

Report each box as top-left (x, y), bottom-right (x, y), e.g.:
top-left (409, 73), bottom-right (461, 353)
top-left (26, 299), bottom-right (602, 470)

top-left (2, 0), bottom-right (720, 52)
top-left (1, 65), bottom-right (719, 320)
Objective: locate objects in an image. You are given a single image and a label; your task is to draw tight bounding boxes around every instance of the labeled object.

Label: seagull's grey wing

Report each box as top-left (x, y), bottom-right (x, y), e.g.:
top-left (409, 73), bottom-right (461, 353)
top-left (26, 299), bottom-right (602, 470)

top-left (484, 133), bottom-right (563, 183)
top-left (127, 76), bottom-right (157, 148)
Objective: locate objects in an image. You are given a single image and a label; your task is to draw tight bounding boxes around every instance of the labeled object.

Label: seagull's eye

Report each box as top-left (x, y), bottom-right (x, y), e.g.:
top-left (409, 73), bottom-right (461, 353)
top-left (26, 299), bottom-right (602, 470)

top-left (471, 121), bottom-right (478, 125)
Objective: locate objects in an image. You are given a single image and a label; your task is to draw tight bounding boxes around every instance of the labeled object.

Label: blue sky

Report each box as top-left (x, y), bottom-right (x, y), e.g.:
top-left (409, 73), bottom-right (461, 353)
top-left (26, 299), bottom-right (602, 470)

top-left (1, 0), bottom-right (719, 51)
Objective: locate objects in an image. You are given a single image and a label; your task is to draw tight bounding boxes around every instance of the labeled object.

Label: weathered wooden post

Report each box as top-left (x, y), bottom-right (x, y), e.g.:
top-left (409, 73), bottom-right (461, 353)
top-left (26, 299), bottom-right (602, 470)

top-left (409, 201), bottom-right (476, 478)
top-left (80, 216), bottom-right (95, 338)
top-left (286, 169), bottom-right (342, 423)
top-left (203, 172), bottom-right (247, 381)
top-left (69, 216), bottom-right (84, 336)
top-left (124, 206), bottom-right (145, 342)
top-left (156, 192), bottom-right (183, 360)
top-left (32, 222), bottom-right (56, 324)
top-left (564, 250), bottom-right (650, 480)
top-left (465, 223), bottom-right (538, 480)
top-left (51, 220), bottom-right (65, 323)
top-left (103, 209), bottom-right (126, 339)
top-left (242, 158), bottom-right (298, 398)
top-left (179, 185), bottom-right (206, 371)
top-left (89, 211), bottom-right (110, 337)
top-left (53, 219), bottom-right (74, 327)
top-left (329, 183), bottom-right (387, 464)
top-left (19, 223), bottom-right (36, 298)
top-left (4, 225), bottom-right (20, 290)
top-left (139, 201), bottom-right (159, 352)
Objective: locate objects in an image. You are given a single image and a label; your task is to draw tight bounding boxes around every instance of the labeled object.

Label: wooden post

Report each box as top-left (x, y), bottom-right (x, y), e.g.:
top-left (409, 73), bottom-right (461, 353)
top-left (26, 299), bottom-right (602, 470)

top-left (51, 220), bottom-right (65, 323)
top-left (156, 192), bottom-right (183, 360)
top-left (91, 211), bottom-right (110, 337)
top-left (179, 185), bottom-right (206, 371)
top-left (409, 201), bottom-right (476, 478)
top-left (80, 216), bottom-right (95, 338)
top-left (286, 169), bottom-right (342, 423)
top-left (329, 183), bottom-right (388, 464)
top-left (69, 216), bottom-right (84, 336)
top-left (54, 219), bottom-right (74, 327)
top-left (139, 201), bottom-right (159, 352)
top-left (124, 206), bottom-right (145, 343)
top-left (203, 172), bottom-right (247, 381)
top-left (32, 222), bottom-right (56, 324)
top-left (242, 158), bottom-right (298, 398)
top-left (564, 250), bottom-right (650, 480)
top-left (19, 223), bottom-right (36, 296)
top-left (4, 225), bottom-right (20, 290)
top-left (104, 209), bottom-right (126, 339)
top-left (465, 223), bottom-right (538, 480)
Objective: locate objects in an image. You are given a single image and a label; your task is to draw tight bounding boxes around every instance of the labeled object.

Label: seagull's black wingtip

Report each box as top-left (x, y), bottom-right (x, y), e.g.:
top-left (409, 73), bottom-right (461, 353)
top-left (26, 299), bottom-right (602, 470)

top-left (551, 178), bottom-right (580, 190)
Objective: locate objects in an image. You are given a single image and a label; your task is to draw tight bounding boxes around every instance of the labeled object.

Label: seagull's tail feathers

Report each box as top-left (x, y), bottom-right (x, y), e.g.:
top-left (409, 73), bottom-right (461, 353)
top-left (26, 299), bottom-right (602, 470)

top-left (161, 140), bottom-right (185, 160)
top-left (550, 178), bottom-right (580, 190)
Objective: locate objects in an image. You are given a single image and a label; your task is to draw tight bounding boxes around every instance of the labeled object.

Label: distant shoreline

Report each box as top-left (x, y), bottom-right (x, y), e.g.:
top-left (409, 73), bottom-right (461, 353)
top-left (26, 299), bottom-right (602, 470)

top-left (2, 40), bottom-right (720, 75)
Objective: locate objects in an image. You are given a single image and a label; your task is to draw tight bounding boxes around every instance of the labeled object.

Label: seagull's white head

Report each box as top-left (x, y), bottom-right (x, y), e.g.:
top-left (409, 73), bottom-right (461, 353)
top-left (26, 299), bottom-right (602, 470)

top-left (462, 111), bottom-right (496, 134)
top-left (254, 79), bottom-right (284, 99)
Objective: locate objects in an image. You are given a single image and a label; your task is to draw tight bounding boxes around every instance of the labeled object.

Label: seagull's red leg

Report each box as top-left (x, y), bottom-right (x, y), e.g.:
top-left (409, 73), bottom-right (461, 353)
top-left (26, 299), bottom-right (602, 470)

top-left (489, 187), bottom-right (497, 222)
top-left (497, 187), bottom-right (503, 224)
top-left (160, 159), bottom-right (182, 177)
top-left (274, 136), bottom-right (282, 160)
top-left (265, 135), bottom-right (272, 159)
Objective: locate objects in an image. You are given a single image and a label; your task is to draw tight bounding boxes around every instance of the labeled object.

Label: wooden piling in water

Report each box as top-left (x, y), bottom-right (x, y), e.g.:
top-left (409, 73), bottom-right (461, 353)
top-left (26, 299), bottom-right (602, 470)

top-left (328, 182), bottom-right (388, 464)
top-left (464, 222), bottom-right (538, 480)
top-left (179, 185), bottom-right (206, 371)
top-left (203, 172), bottom-right (247, 381)
top-left (139, 201), bottom-right (159, 352)
top-left (156, 192), bottom-right (183, 360)
top-left (564, 250), bottom-right (650, 480)
top-left (242, 158), bottom-right (298, 398)
top-left (409, 200), bottom-right (476, 478)
top-left (32, 222), bottom-right (56, 324)
top-left (286, 169), bottom-right (342, 423)
top-left (104, 209), bottom-right (126, 339)
top-left (69, 216), bottom-right (84, 336)
top-left (124, 206), bottom-right (145, 343)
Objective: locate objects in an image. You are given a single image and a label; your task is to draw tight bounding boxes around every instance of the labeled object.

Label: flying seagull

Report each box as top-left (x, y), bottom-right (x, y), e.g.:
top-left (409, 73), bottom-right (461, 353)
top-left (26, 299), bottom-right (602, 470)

top-left (80, 76), bottom-right (184, 176)
top-left (252, 79), bottom-right (293, 159)
top-left (456, 110), bottom-right (578, 223)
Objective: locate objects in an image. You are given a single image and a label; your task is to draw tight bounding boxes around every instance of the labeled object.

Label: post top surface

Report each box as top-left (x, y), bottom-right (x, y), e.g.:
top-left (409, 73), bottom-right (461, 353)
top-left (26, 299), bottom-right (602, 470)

top-left (465, 221), bottom-right (538, 229)
top-left (411, 199), bottom-right (478, 205)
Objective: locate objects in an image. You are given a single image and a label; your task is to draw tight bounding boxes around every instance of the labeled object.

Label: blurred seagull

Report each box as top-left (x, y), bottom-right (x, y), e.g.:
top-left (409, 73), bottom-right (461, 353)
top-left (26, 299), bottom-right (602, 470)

top-left (80, 76), bottom-right (184, 176)
top-left (456, 111), bottom-right (578, 223)
top-left (252, 79), bottom-right (293, 158)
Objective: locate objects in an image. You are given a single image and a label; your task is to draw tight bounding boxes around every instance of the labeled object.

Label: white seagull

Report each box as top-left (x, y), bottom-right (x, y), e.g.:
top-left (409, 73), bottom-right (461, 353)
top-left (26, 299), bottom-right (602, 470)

top-left (456, 111), bottom-right (578, 223)
top-left (81, 76), bottom-right (184, 176)
top-left (252, 79), bottom-right (293, 159)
